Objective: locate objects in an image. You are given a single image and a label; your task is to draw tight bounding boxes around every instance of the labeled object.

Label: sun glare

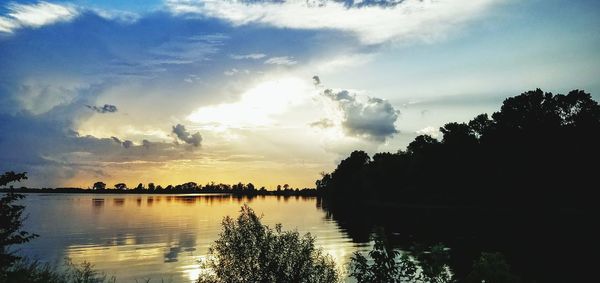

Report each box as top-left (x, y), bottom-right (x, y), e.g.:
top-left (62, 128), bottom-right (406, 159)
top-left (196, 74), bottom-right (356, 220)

top-left (187, 77), bottom-right (313, 130)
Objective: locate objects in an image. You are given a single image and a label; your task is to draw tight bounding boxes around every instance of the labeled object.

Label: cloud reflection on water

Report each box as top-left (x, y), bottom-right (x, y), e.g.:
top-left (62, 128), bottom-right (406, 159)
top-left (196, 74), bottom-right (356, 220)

top-left (22, 194), bottom-right (362, 282)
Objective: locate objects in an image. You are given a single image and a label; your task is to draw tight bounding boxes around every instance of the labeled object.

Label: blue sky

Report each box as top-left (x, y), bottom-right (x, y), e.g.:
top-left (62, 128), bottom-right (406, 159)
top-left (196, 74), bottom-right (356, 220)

top-left (1, 0), bottom-right (599, 187)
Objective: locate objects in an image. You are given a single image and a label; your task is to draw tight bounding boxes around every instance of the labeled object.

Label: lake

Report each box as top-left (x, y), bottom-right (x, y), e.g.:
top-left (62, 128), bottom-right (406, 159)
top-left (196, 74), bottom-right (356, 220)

top-left (19, 194), bottom-right (368, 282)
top-left (18, 193), bottom-right (596, 282)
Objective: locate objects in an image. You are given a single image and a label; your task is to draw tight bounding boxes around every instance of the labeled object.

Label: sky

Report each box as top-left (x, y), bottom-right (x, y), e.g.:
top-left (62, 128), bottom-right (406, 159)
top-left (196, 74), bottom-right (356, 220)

top-left (1, 0), bottom-right (599, 188)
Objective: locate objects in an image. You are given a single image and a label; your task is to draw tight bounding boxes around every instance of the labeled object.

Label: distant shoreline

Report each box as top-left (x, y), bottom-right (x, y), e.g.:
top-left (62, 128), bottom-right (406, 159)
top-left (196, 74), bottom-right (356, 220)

top-left (0, 187), bottom-right (319, 196)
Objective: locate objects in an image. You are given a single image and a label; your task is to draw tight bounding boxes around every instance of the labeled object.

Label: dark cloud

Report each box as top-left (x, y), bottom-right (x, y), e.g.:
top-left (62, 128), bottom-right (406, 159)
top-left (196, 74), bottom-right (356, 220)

top-left (172, 124), bottom-right (202, 147)
top-left (312, 75), bottom-right (321, 86)
top-left (110, 136), bottom-right (133, 148)
top-left (122, 140), bottom-right (134, 148)
top-left (142, 139), bottom-right (152, 149)
top-left (309, 118), bottom-right (334, 128)
top-left (86, 104), bottom-right (118, 113)
top-left (323, 89), bottom-right (352, 100)
top-left (323, 89), bottom-right (399, 142)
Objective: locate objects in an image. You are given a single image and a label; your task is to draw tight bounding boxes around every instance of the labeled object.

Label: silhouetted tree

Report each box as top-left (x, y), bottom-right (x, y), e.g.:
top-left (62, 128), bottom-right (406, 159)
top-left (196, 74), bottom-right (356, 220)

top-left (92, 182), bottom-right (106, 190)
top-left (320, 150), bottom-right (370, 198)
top-left (0, 172), bottom-right (38, 271)
top-left (114, 183), bottom-right (127, 190)
top-left (317, 89), bottom-right (600, 207)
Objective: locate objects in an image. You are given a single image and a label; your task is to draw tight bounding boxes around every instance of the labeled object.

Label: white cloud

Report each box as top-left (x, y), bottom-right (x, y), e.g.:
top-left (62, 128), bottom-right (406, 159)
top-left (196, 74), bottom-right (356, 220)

top-left (0, 1), bottom-right (78, 33)
top-left (264, 56), bottom-right (298, 66)
top-left (17, 78), bottom-right (90, 115)
top-left (230, 53), bottom-right (267, 60)
top-left (416, 126), bottom-right (441, 139)
top-left (166, 0), bottom-right (498, 45)
top-left (91, 8), bottom-right (140, 23)
top-left (0, 17), bottom-right (19, 33)
top-left (224, 68), bottom-right (239, 76)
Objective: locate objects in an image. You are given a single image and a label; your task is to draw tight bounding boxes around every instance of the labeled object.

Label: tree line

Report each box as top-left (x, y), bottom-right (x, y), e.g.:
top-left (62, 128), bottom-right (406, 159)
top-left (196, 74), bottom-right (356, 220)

top-left (317, 89), bottom-right (600, 208)
top-left (0, 179), bottom-right (318, 196)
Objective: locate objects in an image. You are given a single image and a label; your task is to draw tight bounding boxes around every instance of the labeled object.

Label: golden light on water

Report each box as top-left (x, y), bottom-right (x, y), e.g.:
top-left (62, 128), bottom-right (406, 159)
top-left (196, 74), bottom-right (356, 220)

top-left (28, 194), bottom-right (366, 282)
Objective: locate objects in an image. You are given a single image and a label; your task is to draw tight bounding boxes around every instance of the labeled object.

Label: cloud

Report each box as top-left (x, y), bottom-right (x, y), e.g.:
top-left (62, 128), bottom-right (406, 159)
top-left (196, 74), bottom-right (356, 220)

top-left (146, 34), bottom-right (229, 66)
top-left (223, 68), bottom-right (249, 76)
top-left (186, 77), bottom-right (311, 129)
top-left (166, 0), bottom-right (497, 44)
top-left (90, 8), bottom-right (140, 24)
top-left (312, 75), bottom-right (321, 86)
top-left (224, 68), bottom-right (238, 76)
top-left (142, 139), bottom-right (152, 148)
top-left (0, 112), bottom-right (201, 187)
top-left (336, 0), bottom-right (406, 8)
top-left (264, 56), bottom-right (297, 66)
top-left (416, 126), bottom-right (441, 139)
top-left (111, 136), bottom-right (134, 148)
top-left (230, 53), bottom-right (266, 60)
top-left (0, 1), bottom-right (79, 34)
top-left (86, 104), bottom-right (118, 114)
top-left (323, 88), bottom-right (399, 142)
top-left (314, 53), bottom-right (375, 74)
top-left (122, 140), bottom-right (134, 148)
top-left (172, 124), bottom-right (203, 147)
top-left (309, 118), bottom-right (334, 128)
top-left (12, 79), bottom-right (91, 115)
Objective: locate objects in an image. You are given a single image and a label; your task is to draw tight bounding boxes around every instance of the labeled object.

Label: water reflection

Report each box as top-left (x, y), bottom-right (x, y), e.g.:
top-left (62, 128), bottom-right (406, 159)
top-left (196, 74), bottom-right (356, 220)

top-left (92, 198), bottom-right (104, 207)
top-left (20, 194), bottom-right (362, 283)
top-left (113, 198), bottom-right (125, 206)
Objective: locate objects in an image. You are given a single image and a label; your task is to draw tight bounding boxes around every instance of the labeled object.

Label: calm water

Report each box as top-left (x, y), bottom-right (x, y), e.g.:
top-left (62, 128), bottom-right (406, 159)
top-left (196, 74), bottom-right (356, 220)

top-left (20, 194), bottom-right (369, 282)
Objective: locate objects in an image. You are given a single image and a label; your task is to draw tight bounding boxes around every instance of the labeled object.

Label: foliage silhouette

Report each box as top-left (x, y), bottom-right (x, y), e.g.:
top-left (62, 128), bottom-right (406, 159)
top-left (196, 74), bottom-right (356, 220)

top-left (2, 180), bottom-right (318, 197)
top-left (197, 205), bottom-right (340, 283)
top-left (350, 229), bottom-right (452, 283)
top-left (465, 252), bottom-right (521, 283)
top-left (350, 230), bottom-right (418, 283)
top-left (0, 172), bottom-right (38, 272)
top-left (1, 258), bottom-right (113, 283)
top-left (317, 89), bottom-right (600, 208)
top-left (92, 182), bottom-right (106, 190)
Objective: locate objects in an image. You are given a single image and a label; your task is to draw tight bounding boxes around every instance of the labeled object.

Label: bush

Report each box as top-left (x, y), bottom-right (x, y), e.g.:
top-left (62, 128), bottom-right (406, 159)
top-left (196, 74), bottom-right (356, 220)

top-left (197, 205), bottom-right (340, 283)
top-left (0, 258), bottom-right (112, 283)
top-left (350, 231), bottom-right (453, 283)
top-left (466, 252), bottom-right (521, 283)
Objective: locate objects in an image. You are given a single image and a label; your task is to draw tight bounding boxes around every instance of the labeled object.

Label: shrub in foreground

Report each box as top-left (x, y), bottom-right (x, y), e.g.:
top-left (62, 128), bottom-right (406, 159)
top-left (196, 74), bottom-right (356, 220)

top-left (1, 259), bottom-right (112, 283)
top-left (350, 231), bottom-right (453, 283)
top-left (197, 205), bottom-right (340, 283)
top-left (466, 252), bottom-right (521, 283)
